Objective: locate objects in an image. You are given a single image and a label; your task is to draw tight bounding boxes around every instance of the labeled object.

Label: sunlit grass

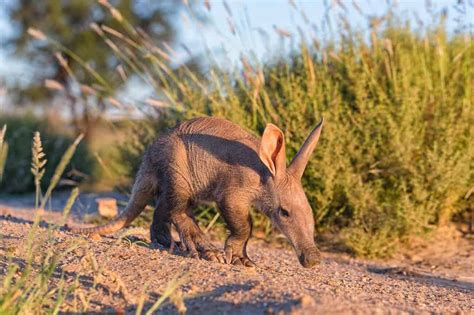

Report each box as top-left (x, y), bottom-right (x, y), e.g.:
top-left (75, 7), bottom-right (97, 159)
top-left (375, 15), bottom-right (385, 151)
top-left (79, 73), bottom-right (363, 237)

top-left (0, 129), bottom-right (184, 313)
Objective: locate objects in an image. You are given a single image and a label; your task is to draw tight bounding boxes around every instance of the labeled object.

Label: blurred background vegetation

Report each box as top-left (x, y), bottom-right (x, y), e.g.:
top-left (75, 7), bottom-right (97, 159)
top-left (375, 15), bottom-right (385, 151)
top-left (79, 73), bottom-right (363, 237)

top-left (0, 0), bottom-right (472, 257)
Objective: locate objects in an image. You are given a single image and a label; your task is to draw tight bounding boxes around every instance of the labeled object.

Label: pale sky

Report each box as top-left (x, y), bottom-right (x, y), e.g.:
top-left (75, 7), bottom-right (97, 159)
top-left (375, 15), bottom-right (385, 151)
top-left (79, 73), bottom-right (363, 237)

top-left (181, 0), bottom-right (472, 67)
top-left (0, 0), bottom-right (472, 99)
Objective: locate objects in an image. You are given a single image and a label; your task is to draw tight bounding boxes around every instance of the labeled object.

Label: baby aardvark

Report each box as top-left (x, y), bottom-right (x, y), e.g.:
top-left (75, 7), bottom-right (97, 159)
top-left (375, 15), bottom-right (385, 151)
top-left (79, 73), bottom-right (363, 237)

top-left (72, 116), bottom-right (324, 268)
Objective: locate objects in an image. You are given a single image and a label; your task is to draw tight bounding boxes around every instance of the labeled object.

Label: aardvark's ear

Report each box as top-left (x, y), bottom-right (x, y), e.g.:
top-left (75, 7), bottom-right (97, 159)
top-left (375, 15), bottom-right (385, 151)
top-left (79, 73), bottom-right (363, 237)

top-left (288, 117), bottom-right (323, 179)
top-left (259, 123), bottom-right (286, 178)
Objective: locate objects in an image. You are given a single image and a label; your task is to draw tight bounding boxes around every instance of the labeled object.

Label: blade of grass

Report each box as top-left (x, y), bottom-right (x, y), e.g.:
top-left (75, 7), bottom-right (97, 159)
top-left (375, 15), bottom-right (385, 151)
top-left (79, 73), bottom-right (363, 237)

top-left (40, 134), bottom-right (84, 210)
top-left (144, 272), bottom-right (188, 315)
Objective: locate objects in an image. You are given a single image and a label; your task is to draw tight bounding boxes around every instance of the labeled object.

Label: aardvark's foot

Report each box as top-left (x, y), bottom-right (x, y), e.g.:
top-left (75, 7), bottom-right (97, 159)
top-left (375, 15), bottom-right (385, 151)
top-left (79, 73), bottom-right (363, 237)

top-left (224, 246), bottom-right (256, 267)
top-left (184, 237), bottom-right (226, 264)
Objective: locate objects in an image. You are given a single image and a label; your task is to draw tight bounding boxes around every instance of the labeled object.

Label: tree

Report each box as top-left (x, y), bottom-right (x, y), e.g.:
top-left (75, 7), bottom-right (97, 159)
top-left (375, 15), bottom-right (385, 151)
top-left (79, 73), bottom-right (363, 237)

top-left (3, 0), bottom-right (189, 137)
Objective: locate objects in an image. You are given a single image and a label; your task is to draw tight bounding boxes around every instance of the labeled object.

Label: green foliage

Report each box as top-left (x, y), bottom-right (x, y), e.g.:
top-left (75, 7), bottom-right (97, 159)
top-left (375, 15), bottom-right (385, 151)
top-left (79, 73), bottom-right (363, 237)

top-left (0, 115), bottom-right (94, 194)
top-left (21, 2), bottom-right (472, 257)
top-left (115, 22), bottom-right (472, 257)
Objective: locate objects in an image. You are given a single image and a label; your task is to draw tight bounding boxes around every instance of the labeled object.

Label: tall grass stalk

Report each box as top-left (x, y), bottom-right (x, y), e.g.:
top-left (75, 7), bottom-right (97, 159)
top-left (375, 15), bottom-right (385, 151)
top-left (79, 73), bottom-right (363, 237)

top-left (0, 125), bottom-right (6, 152)
top-left (144, 272), bottom-right (188, 315)
top-left (40, 134), bottom-right (84, 210)
top-left (31, 131), bottom-right (47, 209)
top-left (61, 187), bottom-right (79, 224)
top-left (1, 131), bottom-right (79, 314)
top-left (0, 125), bottom-right (7, 182)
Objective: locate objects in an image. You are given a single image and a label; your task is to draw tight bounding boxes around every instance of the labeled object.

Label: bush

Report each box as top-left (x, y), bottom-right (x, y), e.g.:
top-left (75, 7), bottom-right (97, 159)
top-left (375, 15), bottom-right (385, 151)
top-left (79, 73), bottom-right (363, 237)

top-left (0, 114), bottom-right (94, 194)
top-left (116, 27), bottom-right (472, 257)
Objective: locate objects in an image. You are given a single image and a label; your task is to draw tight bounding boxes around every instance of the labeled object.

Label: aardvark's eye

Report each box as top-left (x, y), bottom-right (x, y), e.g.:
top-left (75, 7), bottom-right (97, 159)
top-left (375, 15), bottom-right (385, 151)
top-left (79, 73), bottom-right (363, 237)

top-left (280, 208), bottom-right (290, 217)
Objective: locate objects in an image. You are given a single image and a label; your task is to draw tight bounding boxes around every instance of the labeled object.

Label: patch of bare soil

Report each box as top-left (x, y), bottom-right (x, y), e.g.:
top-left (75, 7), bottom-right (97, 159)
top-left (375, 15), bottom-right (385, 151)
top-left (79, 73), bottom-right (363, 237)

top-left (0, 194), bottom-right (473, 314)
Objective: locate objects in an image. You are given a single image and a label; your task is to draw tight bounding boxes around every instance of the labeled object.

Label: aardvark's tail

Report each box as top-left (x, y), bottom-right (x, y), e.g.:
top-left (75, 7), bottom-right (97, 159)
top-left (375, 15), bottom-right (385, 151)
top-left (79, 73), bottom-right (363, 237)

top-left (69, 163), bottom-right (156, 235)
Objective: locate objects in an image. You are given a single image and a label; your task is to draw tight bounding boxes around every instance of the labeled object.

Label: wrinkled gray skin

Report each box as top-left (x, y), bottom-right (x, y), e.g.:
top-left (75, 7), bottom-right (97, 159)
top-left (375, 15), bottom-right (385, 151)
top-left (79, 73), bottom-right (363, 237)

top-left (71, 117), bottom-right (324, 268)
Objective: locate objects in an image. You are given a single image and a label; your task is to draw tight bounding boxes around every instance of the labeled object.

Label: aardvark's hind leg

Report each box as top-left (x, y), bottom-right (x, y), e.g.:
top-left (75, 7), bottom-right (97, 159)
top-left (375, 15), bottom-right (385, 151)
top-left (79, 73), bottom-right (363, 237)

top-left (150, 200), bottom-right (175, 248)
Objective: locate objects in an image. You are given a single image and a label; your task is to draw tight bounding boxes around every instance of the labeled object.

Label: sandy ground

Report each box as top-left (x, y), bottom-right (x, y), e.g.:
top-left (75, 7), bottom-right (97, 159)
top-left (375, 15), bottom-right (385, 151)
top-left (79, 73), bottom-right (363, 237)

top-left (0, 192), bottom-right (473, 314)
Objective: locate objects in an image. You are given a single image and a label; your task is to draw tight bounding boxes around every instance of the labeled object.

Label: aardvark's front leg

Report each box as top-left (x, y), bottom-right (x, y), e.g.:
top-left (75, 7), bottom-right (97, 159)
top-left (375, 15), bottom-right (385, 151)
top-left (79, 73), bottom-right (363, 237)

top-left (219, 200), bottom-right (255, 267)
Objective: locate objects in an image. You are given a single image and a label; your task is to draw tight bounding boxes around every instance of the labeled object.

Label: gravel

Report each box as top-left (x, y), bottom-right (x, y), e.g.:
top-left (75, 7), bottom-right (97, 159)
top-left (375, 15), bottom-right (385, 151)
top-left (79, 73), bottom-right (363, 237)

top-left (0, 203), bottom-right (472, 314)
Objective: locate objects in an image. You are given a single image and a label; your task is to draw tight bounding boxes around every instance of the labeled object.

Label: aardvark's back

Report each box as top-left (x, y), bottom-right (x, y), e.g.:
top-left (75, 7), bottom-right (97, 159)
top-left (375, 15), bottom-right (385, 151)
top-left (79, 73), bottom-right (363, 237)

top-left (152, 117), bottom-right (266, 202)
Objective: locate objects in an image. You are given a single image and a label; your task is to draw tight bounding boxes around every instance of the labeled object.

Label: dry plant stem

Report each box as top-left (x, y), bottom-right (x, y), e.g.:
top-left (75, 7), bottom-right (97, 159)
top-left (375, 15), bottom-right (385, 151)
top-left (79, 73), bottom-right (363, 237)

top-left (61, 187), bottom-right (79, 224)
top-left (40, 134), bottom-right (84, 210)
top-left (144, 272), bottom-right (188, 315)
top-left (31, 131), bottom-right (47, 209)
top-left (0, 125), bottom-right (6, 149)
top-left (0, 125), bottom-right (7, 181)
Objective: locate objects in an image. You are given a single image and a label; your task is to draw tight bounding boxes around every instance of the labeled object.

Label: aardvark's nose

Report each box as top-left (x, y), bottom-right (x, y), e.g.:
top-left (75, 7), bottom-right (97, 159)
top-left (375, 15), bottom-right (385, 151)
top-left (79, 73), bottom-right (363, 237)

top-left (299, 248), bottom-right (321, 268)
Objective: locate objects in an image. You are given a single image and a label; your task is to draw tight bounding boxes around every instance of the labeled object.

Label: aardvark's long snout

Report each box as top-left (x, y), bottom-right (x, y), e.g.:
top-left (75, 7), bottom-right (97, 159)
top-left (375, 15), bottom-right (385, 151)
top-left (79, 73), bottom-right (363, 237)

top-left (298, 247), bottom-right (321, 268)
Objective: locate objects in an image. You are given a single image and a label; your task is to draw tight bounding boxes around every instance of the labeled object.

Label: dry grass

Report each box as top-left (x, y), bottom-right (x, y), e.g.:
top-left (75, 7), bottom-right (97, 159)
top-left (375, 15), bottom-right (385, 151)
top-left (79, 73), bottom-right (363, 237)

top-left (0, 125), bottom-right (7, 182)
top-left (31, 132), bottom-right (47, 209)
top-left (0, 130), bottom-right (184, 314)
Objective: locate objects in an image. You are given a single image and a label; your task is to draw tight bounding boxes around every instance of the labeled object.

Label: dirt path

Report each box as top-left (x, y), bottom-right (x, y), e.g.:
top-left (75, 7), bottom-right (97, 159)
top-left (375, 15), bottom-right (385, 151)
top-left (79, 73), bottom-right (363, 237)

top-left (0, 194), bottom-right (473, 314)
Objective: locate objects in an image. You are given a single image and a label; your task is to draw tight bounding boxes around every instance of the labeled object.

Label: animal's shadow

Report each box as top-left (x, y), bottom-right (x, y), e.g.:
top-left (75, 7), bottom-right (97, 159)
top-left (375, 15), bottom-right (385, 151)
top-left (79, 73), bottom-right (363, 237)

top-left (367, 265), bottom-right (474, 292)
top-left (130, 282), bottom-right (299, 315)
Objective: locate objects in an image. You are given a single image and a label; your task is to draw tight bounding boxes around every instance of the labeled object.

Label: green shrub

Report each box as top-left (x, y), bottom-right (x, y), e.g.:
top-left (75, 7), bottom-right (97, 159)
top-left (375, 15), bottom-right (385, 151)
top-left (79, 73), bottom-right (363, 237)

top-left (34, 4), bottom-right (472, 257)
top-left (0, 115), bottom-right (94, 194)
top-left (115, 26), bottom-right (472, 257)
